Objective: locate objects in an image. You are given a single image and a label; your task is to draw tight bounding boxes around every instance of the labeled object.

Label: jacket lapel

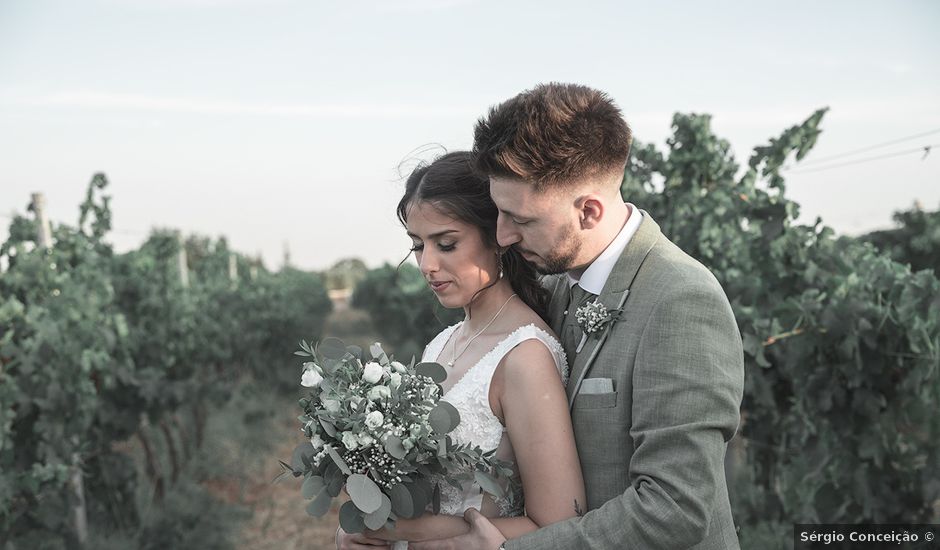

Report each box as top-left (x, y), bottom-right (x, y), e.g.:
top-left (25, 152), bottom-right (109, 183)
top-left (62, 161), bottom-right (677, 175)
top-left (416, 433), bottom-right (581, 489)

top-left (567, 212), bottom-right (663, 409)
top-left (545, 274), bottom-right (570, 337)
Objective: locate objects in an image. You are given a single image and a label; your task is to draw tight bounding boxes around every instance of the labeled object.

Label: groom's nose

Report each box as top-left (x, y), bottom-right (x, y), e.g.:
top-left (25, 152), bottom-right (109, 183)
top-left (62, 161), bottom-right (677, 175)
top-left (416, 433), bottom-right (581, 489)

top-left (496, 213), bottom-right (521, 248)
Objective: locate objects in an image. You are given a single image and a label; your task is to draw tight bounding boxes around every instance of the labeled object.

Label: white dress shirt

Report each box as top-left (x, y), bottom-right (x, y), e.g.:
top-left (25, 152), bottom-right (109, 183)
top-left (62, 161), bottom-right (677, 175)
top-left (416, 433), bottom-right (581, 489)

top-left (567, 203), bottom-right (643, 294)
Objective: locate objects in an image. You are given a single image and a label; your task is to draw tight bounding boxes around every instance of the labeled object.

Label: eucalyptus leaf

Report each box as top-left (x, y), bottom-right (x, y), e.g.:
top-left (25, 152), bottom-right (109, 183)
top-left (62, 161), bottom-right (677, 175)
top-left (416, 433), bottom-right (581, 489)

top-left (326, 446), bottom-right (352, 475)
top-left (291, 441), bottom-right (315, 472)
top-left (326, 469), bottom-right (344, 497)
top-left (384, 435), bottom-right (407, 460)
top-left (319, 418), bottom-right (336, 437)
top-left (301, 475), bottom-right (325, 499)
top-left (415, 362), bottom-right (447, 383)
top-left (363, 494), bottom-right (392, 530)
top-left (407, 482), bottom-right (429, 519)
top-left (339, 500), bottom-right (366, 534)
top-left (429, 401), bottom-right (460, 434)
top-left (474, 471), bottom-right (504, 498)
top-left (305, 486), bottom-right (333, 517)
top-left (388, 483), bottom-right (414, 518)
top-left (320, 337), bottom-right (348, 360)
top-left (347, 473), bottom-right (383, 514)
top-left (346, 344), bottom-right (363, 361)
top-left (321, 357), bottom-right (341, 374)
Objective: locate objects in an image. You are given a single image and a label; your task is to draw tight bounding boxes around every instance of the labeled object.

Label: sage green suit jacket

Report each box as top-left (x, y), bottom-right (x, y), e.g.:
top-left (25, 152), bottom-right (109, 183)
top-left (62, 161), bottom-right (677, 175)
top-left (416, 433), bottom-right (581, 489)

top-left (507, 213), bottom-right (744, 549)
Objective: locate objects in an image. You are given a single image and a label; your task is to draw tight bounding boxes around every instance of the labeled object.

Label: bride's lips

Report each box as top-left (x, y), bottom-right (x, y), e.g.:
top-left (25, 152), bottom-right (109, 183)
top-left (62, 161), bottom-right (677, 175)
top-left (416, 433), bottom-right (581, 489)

top-left (429, 281), bottom-right (451, 293)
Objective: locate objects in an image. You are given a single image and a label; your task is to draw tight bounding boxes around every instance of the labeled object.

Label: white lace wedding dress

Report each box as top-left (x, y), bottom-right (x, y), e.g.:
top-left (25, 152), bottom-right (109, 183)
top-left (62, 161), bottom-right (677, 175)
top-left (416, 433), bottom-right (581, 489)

top-left (391, 322), bottom-right (568, 549)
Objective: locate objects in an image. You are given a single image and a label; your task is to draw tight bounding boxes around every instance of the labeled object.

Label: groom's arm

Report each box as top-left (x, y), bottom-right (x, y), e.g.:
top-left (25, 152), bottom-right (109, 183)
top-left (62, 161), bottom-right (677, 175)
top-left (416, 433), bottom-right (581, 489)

top-left (505, 279), bottom-right (744, 549)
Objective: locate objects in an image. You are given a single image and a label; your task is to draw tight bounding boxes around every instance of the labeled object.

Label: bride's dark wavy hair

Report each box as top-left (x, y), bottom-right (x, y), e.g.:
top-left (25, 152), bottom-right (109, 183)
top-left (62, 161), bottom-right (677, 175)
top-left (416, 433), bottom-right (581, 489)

top-left (396, 150), bottom-right (550, 321)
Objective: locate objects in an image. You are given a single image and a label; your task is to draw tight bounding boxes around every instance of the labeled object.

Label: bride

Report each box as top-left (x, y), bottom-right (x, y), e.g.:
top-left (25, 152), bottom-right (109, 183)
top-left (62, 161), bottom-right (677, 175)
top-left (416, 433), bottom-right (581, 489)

top-left (337, 151), bottom-right (585, 549)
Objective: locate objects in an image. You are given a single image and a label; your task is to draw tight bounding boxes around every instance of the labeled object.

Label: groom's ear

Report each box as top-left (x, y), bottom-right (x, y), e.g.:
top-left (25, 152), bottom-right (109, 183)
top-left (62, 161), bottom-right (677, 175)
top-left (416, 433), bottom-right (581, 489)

top-left (577, 195), bottom-right (604, 230)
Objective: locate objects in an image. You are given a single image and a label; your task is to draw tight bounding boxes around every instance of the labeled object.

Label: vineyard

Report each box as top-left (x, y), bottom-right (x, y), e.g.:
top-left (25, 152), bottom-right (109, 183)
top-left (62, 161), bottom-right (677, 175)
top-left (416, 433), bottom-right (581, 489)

top-left (2, 110), bottom-right (939, 549)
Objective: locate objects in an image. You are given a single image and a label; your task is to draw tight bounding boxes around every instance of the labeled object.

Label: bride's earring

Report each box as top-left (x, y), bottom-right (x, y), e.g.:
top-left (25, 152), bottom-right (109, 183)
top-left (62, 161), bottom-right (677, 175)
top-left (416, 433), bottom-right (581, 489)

top-left (497, 252), bottom-right (504, 279)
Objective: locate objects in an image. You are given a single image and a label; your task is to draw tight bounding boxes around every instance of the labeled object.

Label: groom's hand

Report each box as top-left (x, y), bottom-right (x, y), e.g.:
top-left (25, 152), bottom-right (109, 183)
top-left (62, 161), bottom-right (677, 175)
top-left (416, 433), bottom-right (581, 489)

top-left (407, 508), bottom-right (507, 550)
top-left (336, 526), bottom-right (390, 549)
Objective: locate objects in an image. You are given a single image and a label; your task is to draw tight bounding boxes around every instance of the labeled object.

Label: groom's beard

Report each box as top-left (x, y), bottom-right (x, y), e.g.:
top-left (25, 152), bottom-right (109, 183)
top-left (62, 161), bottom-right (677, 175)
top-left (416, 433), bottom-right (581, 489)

top-left (528, 224), bottom-right (582, 276)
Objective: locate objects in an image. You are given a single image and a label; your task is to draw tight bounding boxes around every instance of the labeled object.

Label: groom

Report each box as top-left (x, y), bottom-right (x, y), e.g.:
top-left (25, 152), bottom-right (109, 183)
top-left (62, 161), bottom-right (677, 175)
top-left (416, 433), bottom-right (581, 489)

top-left (414, 83), bottom-right (745, 549)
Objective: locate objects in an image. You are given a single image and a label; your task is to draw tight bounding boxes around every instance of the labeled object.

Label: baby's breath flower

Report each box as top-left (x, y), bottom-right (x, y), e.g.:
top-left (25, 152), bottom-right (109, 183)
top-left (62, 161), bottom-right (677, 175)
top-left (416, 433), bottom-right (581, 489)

top-left (576, 300), bottom-right (619, 334)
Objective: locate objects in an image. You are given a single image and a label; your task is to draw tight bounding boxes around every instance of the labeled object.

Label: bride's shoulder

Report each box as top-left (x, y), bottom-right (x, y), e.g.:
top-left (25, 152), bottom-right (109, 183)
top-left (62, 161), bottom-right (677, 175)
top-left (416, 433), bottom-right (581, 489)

top-left (517, 310), bottom-right (559, 344)
top-left (498, 335), bottom-right (566, 390)
top-left (497, 317), bottom-right (566, 375)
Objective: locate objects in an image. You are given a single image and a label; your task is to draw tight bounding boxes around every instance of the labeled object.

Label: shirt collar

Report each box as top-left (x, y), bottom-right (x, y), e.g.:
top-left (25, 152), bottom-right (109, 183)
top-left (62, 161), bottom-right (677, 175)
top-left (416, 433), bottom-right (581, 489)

top-left (567, 203), bottom-right (643, 295)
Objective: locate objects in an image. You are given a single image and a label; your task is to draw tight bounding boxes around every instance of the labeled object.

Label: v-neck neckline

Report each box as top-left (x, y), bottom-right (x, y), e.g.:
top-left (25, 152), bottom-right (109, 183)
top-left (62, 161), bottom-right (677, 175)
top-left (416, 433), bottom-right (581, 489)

top-left (435, 322), bottom-right (538, 398)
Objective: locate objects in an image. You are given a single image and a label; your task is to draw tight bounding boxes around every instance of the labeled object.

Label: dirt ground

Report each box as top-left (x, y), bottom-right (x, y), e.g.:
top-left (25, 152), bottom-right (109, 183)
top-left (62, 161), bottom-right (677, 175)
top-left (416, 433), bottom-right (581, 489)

top-left (232, 306), bottom-right (378, 550)
top-left (233, 415), bottom-right (344, 550)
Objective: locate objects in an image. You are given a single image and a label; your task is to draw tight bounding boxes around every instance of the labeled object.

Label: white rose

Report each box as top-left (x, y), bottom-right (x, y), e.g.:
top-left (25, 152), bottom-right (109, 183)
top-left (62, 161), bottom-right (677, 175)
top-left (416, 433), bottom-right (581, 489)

top-left (341, 431), bottom-right (359, 450)
top-left (368, 386), bottom-right (391, 401)
top-left (402, 438), bottom-right (414, 450)
top-left (357, 433), bottom-right (374, 447)
top-left (301, 366), bottom-right (323, 388)
top-left (362, 362), bottom-right (383, 384)
top-left (365, 411), bottom-right (384, 429)
top-left (310, 434), bottom-right (324, 450)
top-left (322, 399), bottom-right (340, 413)
top-left (389, 373), bottom-right (402, 390)
top-left (391, 361), bottom-right (407, 373)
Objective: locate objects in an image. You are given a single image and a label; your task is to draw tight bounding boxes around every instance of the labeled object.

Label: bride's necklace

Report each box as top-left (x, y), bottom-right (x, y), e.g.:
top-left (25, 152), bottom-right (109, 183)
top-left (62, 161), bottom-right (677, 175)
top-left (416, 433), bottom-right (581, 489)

top-left (448, 293), bottom-right (517, 368)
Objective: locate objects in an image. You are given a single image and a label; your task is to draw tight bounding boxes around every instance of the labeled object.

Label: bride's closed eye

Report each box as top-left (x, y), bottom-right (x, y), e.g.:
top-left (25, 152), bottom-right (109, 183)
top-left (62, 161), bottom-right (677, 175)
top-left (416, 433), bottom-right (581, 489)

top-left (410, 242), bottom-right (457, 253)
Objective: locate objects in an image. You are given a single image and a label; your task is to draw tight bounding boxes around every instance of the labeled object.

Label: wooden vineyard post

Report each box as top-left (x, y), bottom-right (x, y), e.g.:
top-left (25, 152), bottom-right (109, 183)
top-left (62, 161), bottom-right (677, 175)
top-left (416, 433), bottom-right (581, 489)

top-left (177, 232), bottom-right (189, 288)
top-left (229, 252), bottom-right (238, 288)
top-left (250, 253), bottom-right (260, 281)
top-left (69, 460), bottom-right (88, 545)
top-left (33, 193), bottom-right (88, 544)
top-left (30, 193), bottom-right (53, 249)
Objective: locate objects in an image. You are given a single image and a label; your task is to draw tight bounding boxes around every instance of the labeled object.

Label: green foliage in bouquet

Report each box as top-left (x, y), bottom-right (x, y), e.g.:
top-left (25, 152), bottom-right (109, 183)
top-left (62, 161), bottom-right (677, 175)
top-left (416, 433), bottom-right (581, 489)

top-left (282, 339), bottom-right (508, 534)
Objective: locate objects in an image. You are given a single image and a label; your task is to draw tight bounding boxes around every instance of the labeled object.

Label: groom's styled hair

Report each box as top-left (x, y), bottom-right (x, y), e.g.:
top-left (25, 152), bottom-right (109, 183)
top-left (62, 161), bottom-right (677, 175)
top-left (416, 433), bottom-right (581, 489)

top-left (472, 83), bottom-right (632, 192)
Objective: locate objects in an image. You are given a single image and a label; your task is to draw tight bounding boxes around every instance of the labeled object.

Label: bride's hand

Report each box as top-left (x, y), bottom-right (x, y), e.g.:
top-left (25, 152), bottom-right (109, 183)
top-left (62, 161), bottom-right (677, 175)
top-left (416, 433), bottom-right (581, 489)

top-left (363, 516), bottom-right (420, 541)
top-left (336, 526), bottom-right (390, 549)
top-left (407, 509), bottom-right (506, 550)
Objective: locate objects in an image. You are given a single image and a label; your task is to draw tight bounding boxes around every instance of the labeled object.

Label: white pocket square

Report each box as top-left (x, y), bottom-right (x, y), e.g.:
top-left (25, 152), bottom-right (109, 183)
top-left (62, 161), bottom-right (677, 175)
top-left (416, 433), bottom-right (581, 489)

top-left (579, 377), bottom-right (614, 394)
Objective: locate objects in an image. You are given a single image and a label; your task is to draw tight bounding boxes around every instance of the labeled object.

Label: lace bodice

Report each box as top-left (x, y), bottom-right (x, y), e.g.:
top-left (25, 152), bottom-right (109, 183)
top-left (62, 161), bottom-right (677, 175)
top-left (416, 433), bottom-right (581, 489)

top-left (420, 322), bottom-right (568, 516)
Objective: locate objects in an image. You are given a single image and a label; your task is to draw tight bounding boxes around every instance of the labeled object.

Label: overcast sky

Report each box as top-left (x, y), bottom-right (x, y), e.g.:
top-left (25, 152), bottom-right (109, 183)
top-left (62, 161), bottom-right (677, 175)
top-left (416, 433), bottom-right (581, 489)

top-left (1, 0), bottom-right (938, 271)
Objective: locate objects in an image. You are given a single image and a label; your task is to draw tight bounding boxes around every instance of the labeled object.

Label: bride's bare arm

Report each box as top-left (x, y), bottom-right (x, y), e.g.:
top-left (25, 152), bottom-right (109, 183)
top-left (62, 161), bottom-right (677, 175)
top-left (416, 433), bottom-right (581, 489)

top-left (365, 339), bottom-right (585, 543)
top-left (489, 339), bottom-right (586, 536)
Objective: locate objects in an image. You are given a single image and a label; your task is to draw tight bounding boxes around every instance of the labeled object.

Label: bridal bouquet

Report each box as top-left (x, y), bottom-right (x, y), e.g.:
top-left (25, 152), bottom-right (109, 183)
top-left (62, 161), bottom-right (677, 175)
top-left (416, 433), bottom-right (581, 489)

top-left (281, 337), bottom-right (506, 533)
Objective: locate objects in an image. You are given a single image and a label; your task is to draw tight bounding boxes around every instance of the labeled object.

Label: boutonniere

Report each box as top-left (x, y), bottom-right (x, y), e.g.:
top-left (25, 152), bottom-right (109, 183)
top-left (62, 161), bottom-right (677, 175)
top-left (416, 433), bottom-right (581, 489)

top-left (576, 300), bottom-right (621, 337)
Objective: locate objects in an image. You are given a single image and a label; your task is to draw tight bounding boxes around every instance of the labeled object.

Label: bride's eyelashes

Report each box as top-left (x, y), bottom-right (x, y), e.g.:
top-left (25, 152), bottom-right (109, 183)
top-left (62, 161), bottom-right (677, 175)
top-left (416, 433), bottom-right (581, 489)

top-left (410, 242), bottom-right (457, 253)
